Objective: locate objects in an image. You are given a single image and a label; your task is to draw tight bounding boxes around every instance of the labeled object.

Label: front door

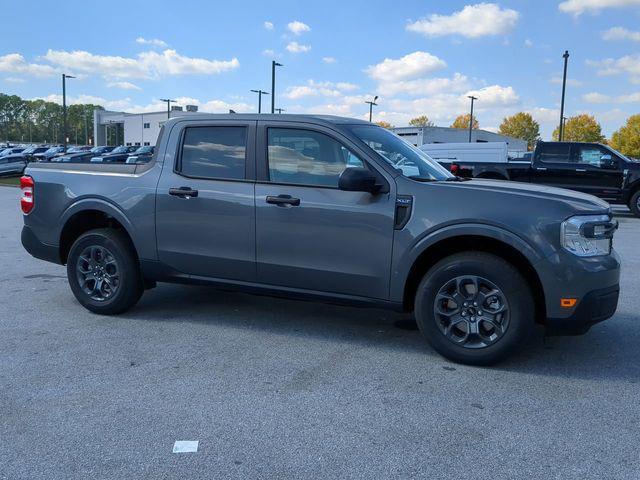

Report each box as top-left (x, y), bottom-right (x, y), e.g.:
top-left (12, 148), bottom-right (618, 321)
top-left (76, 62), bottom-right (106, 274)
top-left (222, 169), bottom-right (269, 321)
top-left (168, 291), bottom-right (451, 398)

top-left (155, 121), bottom-right (257, 281)
top-left (254, 123), bottom-right (396, 300)
top-left (572, 144), bottom-right (624, 201)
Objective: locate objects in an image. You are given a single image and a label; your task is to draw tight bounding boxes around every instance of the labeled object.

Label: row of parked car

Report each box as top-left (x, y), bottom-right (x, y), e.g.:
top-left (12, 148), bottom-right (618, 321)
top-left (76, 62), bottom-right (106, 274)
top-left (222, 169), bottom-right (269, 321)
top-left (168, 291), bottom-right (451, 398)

top-left (0, 144), bottom-right (155, 177)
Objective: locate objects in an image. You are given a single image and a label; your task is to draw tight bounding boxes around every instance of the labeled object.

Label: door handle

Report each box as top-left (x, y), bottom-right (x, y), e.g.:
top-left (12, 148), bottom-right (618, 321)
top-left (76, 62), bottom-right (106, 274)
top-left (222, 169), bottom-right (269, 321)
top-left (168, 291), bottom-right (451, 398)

top-left (575, 168), bottom-right (587, 172)
top-left (266, 194), bottom-right (300, 206)
top-left (536, 167), bottom-right (547, 171)
top-left (169, 186), bottom-right (199, 198)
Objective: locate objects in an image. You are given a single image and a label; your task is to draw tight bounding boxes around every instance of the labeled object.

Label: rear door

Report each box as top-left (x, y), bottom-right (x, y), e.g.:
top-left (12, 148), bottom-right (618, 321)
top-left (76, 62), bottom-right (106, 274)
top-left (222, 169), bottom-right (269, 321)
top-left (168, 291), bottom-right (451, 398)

top-left (155, 120), bottom-right (257, 281)
top-left (254, 121), bottom-right (396, 299)
top-left (530, 142), bottom-right (576, 189)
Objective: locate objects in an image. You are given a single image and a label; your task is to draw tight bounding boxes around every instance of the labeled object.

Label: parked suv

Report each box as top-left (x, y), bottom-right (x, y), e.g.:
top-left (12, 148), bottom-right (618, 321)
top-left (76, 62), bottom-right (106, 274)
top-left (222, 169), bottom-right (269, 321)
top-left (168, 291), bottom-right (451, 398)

top-left (20, 115), bottom-right (621, 365)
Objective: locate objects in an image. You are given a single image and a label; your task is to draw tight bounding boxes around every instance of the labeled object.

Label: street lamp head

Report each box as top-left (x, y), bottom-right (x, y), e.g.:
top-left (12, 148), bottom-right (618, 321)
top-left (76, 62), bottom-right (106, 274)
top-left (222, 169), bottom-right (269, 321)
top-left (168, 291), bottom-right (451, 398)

top-left (468, 95), bottom-right (478, 100)
top-left (64, 74), bottom-right (76, 79)
top-left (274, 62), bottom-right (283, 67)
top-left (374, 95), bottom-right (379, 102)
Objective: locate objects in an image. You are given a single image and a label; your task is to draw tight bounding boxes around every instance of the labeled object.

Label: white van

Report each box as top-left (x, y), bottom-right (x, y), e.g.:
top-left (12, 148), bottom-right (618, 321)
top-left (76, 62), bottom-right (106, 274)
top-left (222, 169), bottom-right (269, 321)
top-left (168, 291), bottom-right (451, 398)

top-left (420, 142), bottom-right (510, 164)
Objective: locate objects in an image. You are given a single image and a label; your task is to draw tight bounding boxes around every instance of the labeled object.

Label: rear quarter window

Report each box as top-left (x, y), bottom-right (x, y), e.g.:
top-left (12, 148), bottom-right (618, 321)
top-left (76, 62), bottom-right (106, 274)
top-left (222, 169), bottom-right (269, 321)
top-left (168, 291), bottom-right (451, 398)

top-left (178, 126), bottom-right (247, 180)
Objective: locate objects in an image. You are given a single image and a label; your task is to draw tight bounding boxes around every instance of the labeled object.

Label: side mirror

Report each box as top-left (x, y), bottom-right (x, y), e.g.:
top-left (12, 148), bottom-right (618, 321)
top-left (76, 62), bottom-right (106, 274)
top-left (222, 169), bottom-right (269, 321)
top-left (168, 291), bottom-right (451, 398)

top-left (338, 167), bottom-right (380, 194)
top-left (600, 154), bottom-right (617, 169)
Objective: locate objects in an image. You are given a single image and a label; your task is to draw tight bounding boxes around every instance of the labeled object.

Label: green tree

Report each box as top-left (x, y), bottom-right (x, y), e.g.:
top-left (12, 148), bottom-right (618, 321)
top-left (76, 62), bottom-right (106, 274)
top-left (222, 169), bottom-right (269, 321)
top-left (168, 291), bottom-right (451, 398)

top-left (499, 112), bottom-right (540, 150)
top-left (451, 113), bottom-right (478, 130)
top-left (552, 114), bottom-right (605, 143)
top-left (610, 114), bottom-right (640, 158)
top-left (408, 115), bottom-right (434, 127)
top-left (376, 120), bottom-right (394, 129)
top-left (0, 92), bottom-right (103, 144)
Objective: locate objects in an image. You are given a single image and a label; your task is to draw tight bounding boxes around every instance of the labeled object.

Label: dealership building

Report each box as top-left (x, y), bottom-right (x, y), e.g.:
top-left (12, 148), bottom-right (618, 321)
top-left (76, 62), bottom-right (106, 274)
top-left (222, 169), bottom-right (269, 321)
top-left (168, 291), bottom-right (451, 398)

top-left (390, 126), bottom-right (528, 154)
top-left (93, 105), bottom-right (201, 147)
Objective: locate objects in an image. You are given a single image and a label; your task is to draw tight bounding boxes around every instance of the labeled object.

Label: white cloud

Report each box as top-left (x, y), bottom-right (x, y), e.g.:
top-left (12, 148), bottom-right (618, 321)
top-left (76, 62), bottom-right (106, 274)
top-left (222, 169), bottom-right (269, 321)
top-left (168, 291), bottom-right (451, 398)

top-left (464, 85), bottom-right (520, 107)
top-left (35, 93), bottom-right (133, 111)
top-left (527, 107), bottom-right (560, 123)
top-left (135, 37), bottom-right (168, 48)
top-left (549, 76), bottom-right (583, 87)
top-left (602, 26), bottom-right (640, 42)
top-left (42, 49), bottom-right (239, 79)
top-left (287, 20), bottom-right (311, 35)
top-left (406, 3), bottom-right (519, 38)
top-left (4, 77), bottom-right (26, 83)
top-left (559, 0), bottom-right (640, 15)
top-left (586, 54), bottom-right (640, 82)
top-left (283, 80), bottom-right (359, 99)
top-left (583, 91), bottom-right (640, 103)
top-left (262, 49), bottom-right (276, 57)
top-left (0, 53), bottom-right (57, 77)
top-left (322, 56), bottom-right (337, 64)
top-left (264, 21), bottom-right (274, 30)
top-left (365, 51), bottom-right (446, 83)
top-left (107, 81), bottom-right (142, 90)
top-left (377, 73), bottom-right (471, 97)
top-left (524, 39), bottom-right (533, 47)
top-left (286, 42), bottom-right (311, 53)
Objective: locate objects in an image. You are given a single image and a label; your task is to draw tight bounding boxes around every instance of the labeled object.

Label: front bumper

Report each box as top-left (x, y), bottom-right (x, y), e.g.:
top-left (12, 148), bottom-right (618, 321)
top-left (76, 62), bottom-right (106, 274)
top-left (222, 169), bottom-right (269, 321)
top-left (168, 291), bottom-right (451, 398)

top-left (546, 284), bottom-right (619, 335)
top-left (537, 249), bottom-right (621, 335)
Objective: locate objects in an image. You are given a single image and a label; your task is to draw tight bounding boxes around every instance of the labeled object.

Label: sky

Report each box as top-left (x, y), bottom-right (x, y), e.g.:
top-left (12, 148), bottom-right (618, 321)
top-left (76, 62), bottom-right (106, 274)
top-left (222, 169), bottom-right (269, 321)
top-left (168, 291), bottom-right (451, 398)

top-left (1, 0), bottom-right (640, 139)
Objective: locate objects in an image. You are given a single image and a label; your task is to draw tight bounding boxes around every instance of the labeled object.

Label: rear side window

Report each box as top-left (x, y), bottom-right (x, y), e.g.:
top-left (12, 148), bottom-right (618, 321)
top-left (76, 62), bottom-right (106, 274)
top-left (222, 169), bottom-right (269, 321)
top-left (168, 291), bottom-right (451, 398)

top-left (180, 126), bottom-right (247, 179)
top-left (538, 143), bottom-right (572, 163)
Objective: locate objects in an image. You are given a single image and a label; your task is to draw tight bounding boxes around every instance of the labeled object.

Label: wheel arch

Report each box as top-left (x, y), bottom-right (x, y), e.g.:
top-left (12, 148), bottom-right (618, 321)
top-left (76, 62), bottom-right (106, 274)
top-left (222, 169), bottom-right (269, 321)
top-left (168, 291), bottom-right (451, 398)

top-left (59, 199), bottom-right (137, 265)
top-left (397, 228), bottom-right (546, 322)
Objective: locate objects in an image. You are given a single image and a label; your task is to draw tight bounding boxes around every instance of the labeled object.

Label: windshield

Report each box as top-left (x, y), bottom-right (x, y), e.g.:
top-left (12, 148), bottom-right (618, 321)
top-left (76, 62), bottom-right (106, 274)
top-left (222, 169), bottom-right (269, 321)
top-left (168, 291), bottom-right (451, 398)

top-left (44, 147), bottom-right (61, 154)
top-left (22, 147), bottom-right (36, 154)
top-left (134, 146), bottom-right (153, 154)
top-left (112, 146), bottom-right (128, 153)
top-left (348, 125), bottom-right (453, 181)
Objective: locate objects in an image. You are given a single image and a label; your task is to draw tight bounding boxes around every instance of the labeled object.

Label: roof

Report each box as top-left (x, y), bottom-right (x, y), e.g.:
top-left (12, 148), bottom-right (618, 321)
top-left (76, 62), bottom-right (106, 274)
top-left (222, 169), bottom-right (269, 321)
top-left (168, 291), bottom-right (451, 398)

top-left (163, 113), bottom-right (372, 127)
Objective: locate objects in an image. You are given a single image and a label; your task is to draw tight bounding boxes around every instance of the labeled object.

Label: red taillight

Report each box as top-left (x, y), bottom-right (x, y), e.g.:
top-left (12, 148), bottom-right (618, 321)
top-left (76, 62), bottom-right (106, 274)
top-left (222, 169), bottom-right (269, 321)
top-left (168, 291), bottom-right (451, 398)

top-left (20, 175), bottom-right (34, 214)
top-left (450, 163), bottom-right (459, 174)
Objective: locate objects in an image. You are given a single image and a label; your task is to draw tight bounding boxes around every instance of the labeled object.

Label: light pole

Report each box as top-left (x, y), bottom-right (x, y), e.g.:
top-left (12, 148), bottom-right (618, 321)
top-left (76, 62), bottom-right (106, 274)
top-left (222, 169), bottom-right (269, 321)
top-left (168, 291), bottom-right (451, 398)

top-left (62, 73), bottom-right (75, 151)
top-left (275, 108), bottom-right (285, 114)
top-left (160, 98), bottom-right (176, 119)
top-left (365, 96), bottom-right (378, 122)
top-left (271, 61), bottom-right (283, 114)
top-left (250, 89), bottom-right (269, 113)
top-left (467, 95), bottom-right (478, 142)
top-left (84, 112), bottom-right (88, 145)
top-left (558, 50), bottom-right (570, 142)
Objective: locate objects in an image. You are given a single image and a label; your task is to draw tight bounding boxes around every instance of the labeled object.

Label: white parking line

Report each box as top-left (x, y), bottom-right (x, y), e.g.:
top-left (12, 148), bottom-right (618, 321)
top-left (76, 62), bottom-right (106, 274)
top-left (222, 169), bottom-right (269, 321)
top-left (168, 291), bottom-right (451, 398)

top-left (173, 440), bottom-right (199, 453)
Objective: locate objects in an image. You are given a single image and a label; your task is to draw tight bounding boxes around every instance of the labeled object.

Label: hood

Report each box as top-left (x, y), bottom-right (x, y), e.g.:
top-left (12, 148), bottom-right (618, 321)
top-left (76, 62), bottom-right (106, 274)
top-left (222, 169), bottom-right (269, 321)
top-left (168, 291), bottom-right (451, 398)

top-left (3, 153), bottom-right (28, 160)
top-left (439, 178), bottom-right (610, 214)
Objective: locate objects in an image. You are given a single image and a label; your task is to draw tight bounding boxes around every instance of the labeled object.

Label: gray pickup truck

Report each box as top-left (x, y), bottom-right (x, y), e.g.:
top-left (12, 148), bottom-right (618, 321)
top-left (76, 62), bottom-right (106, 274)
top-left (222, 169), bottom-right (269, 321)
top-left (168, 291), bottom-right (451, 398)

top-left (20, 114), bottom-right (621, 365)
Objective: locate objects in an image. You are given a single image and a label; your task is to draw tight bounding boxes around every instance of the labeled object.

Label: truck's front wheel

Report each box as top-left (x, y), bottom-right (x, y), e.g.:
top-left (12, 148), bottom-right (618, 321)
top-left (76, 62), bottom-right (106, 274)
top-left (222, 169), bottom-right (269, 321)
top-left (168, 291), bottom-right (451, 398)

top-left (414, 252), bottom-right (534, 365)
top-left (629, 190), bottom-right (640, 218)
top-left (66, 228), bottom-right (143, 315)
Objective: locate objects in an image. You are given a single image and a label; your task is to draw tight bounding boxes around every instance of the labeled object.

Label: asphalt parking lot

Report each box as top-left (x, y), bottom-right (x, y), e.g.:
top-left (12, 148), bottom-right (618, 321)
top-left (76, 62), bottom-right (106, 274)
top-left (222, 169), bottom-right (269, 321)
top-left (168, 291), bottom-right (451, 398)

top-left (1, 185), bottom-right (639, 479)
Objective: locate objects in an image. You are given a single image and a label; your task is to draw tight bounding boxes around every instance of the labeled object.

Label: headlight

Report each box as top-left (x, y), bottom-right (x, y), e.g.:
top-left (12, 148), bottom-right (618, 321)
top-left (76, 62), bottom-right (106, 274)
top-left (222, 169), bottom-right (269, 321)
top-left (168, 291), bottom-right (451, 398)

top-left (561, 214), bottom-right (617, 257)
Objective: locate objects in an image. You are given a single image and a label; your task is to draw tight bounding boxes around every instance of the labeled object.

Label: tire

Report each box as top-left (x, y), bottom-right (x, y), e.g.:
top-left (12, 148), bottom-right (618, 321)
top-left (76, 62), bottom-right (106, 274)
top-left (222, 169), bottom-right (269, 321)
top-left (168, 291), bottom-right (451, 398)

top-left (629, 190), bottom-right (640, 218)
top-left (66, 228), bottom-right (143, 315)
top-left (414, 252), bottom-right (534, 366)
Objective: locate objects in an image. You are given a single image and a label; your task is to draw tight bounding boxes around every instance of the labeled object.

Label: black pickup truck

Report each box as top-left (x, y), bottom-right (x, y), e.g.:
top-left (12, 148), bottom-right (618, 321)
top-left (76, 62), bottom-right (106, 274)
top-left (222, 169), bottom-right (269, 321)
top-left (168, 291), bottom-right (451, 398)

top-left (444, 141), bottom-right (640, 217)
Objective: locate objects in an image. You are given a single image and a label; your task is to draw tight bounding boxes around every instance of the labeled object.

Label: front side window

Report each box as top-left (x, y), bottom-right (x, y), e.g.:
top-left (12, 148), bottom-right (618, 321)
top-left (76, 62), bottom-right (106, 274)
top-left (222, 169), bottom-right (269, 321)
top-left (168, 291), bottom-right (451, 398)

top-left (180, 126), bottom-right (246, 180)
top-left (267, 128), bottom-right (365, 187)
top-left (576, 145), bottom-right (608, 167)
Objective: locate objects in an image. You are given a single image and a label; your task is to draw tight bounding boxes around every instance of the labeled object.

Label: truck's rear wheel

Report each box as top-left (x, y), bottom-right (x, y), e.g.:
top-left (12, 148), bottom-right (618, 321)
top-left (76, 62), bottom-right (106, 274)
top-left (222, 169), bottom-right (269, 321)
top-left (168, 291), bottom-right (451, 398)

top-left (66, 228), bottom-right (143, 315)
top-left (629, 190), bottom-right (640, 218)
top-left (414, 252), bottom-right (534, 366)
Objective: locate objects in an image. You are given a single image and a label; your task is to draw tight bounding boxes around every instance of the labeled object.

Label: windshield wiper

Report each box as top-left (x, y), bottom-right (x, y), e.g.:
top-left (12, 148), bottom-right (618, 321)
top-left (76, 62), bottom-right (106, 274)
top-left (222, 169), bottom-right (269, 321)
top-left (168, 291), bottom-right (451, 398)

top-left (407, 176), bottom-right (438, 182)
top-left (445, 176), bottom-right (470, 182)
